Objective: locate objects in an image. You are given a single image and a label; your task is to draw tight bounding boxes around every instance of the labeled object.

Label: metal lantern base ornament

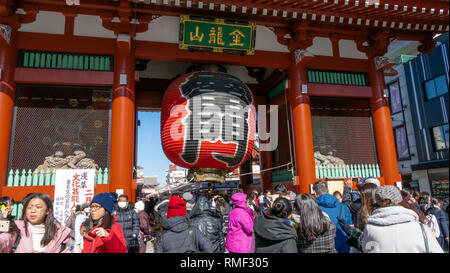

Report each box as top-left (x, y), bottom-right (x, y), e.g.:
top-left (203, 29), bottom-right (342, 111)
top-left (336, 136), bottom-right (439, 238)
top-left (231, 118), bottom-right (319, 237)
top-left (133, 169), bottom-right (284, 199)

top-left (187, 168), bottom-right (228, 183)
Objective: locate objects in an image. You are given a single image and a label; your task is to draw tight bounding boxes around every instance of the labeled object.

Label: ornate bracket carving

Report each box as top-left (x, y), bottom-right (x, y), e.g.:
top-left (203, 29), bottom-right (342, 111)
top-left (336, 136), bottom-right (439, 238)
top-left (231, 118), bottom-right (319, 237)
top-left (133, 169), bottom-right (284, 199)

top-left (288, 23), bottom-right (314, 52)
top-left (269, 23), bottom-right (314, 52)
top-left (270, 23), bottom-right (315, 66)
top-left (272, 27), bottom-right (290, 47)
top-left (101, 0), bottom-right (153, 37)
top-left (355, 30), bottom-right (394, 58)
top-left (0, 0), bottom-right (13, 20)
top-left (418, 35), bottom-right (437, 55)
top-left (19, 5), bottom-right (38, 25)
top-left (0, 0), bottom-right (37, 29)
top-left (246, 66), bottom-right (266, 84)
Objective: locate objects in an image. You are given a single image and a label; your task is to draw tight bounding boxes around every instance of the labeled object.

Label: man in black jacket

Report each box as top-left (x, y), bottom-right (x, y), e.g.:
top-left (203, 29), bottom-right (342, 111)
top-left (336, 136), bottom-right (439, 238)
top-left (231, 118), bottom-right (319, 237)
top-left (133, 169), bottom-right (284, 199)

top-left (115, 194), bottom-right (141, 253)
top-left (189, 196), bottom-right (225, 253)
top-left (154, 195), bottom-right (214, 253)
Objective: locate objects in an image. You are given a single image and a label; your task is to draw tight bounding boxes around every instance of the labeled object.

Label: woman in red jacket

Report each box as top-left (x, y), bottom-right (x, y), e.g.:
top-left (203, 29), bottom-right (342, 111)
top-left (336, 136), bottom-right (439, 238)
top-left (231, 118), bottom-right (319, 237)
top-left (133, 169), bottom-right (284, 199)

top-left (81, 193), bottom-right (127, 253)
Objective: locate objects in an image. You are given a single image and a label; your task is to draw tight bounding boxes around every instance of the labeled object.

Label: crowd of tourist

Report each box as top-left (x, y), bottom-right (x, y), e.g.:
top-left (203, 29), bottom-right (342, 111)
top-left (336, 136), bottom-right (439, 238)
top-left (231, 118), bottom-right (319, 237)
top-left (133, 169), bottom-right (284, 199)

top-left (0, 178), bottom-right (448, 253)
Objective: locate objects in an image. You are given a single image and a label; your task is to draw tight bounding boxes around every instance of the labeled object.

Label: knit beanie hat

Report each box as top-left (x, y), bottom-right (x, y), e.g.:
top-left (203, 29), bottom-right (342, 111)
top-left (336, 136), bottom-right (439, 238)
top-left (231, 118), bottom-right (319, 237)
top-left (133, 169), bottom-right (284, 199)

top-left (364, 177), bottom-right (381, 187)
top-left (182, 192), bottom-right (193, 202)
top-left (167, 195), bottom-right (187, 218)
top-left (375, 185), bottom-right (402, 205)
top-left (134, 200), bottom-right (145, 212)
top-left (91, 192), bottom-right (114, 214)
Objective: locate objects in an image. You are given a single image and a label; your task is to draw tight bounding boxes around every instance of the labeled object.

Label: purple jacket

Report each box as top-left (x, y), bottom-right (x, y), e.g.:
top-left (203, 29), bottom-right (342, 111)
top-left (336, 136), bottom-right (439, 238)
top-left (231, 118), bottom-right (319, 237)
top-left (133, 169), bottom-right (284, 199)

top-left (225, 193), bottom-right (255, 253)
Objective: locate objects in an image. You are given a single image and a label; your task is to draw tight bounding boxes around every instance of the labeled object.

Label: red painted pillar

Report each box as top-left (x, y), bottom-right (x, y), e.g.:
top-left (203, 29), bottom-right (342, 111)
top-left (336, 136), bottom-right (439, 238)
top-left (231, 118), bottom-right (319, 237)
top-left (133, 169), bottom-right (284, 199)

top-left (287, 54), bottom-right (316, 194)
top-left (109, 34), bottom-right (135, 199)
top-left (368, 56), bottom-right (401, 186)
top-left (0, 26), bottom-right (17, 196)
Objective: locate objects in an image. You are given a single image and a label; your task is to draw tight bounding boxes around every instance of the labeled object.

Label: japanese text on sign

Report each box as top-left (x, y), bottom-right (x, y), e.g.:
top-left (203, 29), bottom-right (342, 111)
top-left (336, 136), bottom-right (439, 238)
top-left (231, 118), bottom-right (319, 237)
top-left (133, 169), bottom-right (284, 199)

top-left (179, 15), bottom-right (255, 55)
top-left (54, 169), bottom-right (95, 226)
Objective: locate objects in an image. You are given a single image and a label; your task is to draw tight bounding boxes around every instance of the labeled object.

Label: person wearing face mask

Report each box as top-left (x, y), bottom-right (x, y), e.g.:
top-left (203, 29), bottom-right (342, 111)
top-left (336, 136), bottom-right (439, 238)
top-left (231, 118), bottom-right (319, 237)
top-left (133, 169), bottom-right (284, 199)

top-left (114, 194), bottom-right (141, 253)
top-left (0, 193), bottom-right (73, 253)
top-left (81, 193), bottom-right (127, 253)
top-left (72, 203), bottom-right (90, 253)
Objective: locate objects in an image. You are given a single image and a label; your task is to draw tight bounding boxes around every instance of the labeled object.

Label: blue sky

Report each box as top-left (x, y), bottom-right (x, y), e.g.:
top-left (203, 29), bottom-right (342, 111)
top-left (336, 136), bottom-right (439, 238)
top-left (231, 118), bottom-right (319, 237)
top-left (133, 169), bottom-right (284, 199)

top-left (136, 111), bottom-right (174, 186)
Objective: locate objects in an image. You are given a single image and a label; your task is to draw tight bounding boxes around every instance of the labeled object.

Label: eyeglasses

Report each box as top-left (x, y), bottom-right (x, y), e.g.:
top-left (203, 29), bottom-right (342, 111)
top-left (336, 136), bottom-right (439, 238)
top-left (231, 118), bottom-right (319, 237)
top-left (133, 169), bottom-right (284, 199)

top-left (89, 204), bottom-right (103, 211)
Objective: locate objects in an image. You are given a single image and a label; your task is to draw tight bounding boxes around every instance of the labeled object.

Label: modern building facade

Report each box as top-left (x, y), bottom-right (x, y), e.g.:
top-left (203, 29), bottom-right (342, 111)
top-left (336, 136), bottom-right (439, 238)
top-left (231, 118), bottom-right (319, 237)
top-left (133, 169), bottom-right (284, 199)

top-left (165, 164), bottom-right (188, 185)
top-left (385, 33), bottom-right (448, 208)
top-left (405, 33), bottom-right (448, 204)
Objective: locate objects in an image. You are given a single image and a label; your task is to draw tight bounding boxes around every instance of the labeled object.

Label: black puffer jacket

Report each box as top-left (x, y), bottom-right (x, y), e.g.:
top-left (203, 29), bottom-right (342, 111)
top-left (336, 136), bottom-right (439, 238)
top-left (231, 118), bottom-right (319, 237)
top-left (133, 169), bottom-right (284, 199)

top-left (154, 216), bottom-right (214, 253)
top-left (189, 196), bottom-right (225, 253)
top-left (115, 206), bottom-right (141, 247)
top-left (253, 211), bottom-right (298, 253)
top-left (342, 187), bottom-right (361, 224)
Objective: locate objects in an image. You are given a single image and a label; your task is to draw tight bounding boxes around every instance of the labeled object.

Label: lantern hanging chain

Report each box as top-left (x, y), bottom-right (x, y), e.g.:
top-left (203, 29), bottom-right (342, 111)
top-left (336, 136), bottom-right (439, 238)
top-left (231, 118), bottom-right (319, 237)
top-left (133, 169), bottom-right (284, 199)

top-left (236, 162), bottom-right (292, 177)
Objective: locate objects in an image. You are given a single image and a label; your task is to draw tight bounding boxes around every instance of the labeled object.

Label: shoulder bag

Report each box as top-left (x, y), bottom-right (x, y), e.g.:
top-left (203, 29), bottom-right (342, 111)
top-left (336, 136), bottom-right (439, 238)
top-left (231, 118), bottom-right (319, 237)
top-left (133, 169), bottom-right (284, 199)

top-left (419, 223), bottom-right (430, 253)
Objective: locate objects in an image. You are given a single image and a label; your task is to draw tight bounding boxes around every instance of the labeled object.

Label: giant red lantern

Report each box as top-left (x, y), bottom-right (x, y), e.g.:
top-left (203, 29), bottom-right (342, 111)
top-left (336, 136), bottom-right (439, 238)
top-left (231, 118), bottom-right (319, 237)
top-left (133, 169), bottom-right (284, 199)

top-left (161, 71), bottom-right (256, 183)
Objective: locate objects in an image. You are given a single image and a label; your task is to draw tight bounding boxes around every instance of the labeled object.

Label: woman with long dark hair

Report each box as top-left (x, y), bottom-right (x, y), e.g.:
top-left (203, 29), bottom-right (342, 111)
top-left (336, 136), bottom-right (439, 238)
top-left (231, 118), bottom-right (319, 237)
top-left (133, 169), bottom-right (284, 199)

top-left (81, 193), bottom-right (127, 253)
top-left (253, 197), bottom-right (298, 253)
top-left (0, 193), bottom-right (72, 253)
top-left (355, 183), bottom-right (378, 230)
top-left (338, 183), bottom-right (378, 252)
top-left (295, 194), bottom-right (336, 253)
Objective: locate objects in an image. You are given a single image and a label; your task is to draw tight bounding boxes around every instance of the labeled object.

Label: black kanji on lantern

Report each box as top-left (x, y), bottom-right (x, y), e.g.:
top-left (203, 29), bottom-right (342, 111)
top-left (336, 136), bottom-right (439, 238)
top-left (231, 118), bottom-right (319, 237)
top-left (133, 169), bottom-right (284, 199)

top-left (178, 72), bottom-right (253, 168)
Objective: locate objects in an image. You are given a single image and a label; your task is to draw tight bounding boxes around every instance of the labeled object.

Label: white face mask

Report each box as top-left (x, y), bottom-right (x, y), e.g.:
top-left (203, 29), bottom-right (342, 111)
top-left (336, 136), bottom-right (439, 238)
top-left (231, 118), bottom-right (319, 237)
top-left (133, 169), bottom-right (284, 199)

top-left (83, 208), bottom-right (90, 214)
top-left (118, 202), bottom-right (127, 208)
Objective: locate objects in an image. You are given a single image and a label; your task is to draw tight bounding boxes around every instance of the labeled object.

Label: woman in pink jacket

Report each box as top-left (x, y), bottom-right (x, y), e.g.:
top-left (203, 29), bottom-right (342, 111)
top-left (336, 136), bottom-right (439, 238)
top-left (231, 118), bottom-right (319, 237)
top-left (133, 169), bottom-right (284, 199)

top-left (0, 193), bottom-right (72, 253)
top-left (225, 193), bottom-right (255, 253)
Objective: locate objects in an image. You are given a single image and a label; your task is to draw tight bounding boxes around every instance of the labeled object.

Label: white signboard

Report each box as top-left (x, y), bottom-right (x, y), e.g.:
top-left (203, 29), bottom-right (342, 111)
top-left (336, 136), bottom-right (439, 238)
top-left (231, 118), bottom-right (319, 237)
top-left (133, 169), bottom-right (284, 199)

top-left (54, 169), bottom-right (95, 226)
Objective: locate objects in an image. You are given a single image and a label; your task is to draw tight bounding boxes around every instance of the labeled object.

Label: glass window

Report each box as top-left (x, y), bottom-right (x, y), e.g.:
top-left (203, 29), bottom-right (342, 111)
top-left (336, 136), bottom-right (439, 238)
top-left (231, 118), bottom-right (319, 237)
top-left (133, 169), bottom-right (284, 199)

top-left (424, 80), bottom-right (437, 99)
top-left (442, 124), bottom-right (449, 147)
top-left (432, 124), bottom-right (449, 151)
top-left (424, 74), bottom-right (448, 100)
top-left (435, 75), bottom-right (448, 96)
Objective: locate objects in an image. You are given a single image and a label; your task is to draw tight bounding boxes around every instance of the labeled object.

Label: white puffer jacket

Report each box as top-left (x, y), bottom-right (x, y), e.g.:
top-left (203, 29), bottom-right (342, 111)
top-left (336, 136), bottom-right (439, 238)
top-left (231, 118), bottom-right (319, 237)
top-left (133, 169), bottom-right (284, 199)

top-left (361, 206), bottom-right (443, 253)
